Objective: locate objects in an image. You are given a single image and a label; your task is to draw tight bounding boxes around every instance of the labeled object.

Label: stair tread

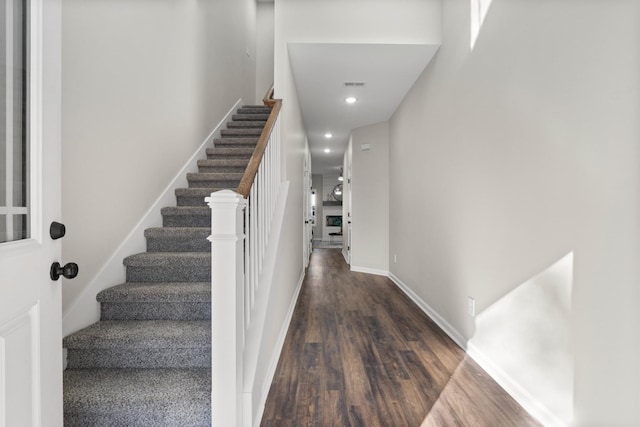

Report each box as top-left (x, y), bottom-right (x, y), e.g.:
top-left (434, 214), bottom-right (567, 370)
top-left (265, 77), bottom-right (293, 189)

top-left (64, 368), bottom-right (210, 426)
top-left (64, 320), bottom-right (210, 349)
top-left (124, 252), bottom-right (210, 267)
top-left (98, 282), bottom-right (210, 303)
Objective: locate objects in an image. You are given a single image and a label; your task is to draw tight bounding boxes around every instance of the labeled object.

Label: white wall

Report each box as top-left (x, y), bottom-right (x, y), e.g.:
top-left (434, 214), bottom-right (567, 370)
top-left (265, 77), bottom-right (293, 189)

top-left (255, 2), bottom-right (274, 102)
top-left (350, 122), bottom-right (389, 274)
top-left (61, 0), bottom-right (257, 312)
top-left (389, 0), bottom-right (640, 425)
top-left (276, 0), bottom-right (441, 45)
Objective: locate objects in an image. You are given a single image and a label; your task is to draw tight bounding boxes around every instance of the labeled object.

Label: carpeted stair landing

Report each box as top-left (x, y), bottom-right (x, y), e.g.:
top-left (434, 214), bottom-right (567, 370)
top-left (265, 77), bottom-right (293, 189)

top-left (63, 105), bottom-right (271, 426)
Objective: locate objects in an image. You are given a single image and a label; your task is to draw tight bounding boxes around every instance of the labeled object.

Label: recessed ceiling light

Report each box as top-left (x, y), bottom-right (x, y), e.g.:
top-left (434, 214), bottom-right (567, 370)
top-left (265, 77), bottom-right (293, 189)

top-left (345, 97), bottom-right (357, 104)
top-left (324, 148), bottom-right (330, 153)
top-left (324, 133), bottom-right (333, 138)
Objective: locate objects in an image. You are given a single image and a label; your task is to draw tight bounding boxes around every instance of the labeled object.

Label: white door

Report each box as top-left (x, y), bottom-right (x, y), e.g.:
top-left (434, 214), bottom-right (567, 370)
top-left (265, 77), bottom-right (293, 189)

top-left (0, 0), bottom-right (63, 425)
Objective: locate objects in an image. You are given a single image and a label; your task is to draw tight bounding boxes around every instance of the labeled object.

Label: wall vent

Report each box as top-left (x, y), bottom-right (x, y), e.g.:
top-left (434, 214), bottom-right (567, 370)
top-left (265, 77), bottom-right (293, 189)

top-left (343, 82), bottom-right (366, 87)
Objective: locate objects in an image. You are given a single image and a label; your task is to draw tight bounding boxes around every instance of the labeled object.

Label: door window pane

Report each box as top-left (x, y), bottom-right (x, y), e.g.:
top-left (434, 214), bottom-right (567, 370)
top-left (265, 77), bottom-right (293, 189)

top-left (0, 0), bottom-right (28, 244)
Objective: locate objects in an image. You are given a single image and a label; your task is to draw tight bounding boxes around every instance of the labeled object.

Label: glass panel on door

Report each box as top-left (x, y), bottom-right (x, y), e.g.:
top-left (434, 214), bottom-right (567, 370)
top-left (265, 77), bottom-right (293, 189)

top-left (0, 0), bottom-right (28, 243)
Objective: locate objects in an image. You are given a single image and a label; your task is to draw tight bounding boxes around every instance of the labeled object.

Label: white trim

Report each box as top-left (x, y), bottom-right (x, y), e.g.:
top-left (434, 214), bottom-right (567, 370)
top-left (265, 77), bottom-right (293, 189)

top-left (387, 272), bottom-right (467, 349)
top-left (5, 0), bottom-right (15, 242)
top-left (252, 270), bottom-right (304, 427)
top-left (387, 271), bottom-right (566, 427)
top-left (466, 342), bottom-right (567, 427)
top-left (28, 0), bottom-right (43, 246)
top-left (350, 265), bottom-right (388, 277)
top-left (62, 99), bottom-right (243, 337)
top-left (0, 207), bottom-right (28, 215)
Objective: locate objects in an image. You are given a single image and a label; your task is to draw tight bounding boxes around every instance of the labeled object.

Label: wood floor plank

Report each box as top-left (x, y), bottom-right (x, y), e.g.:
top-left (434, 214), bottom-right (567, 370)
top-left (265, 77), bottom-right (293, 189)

top-left (260, 249), bottom-right (542, 427)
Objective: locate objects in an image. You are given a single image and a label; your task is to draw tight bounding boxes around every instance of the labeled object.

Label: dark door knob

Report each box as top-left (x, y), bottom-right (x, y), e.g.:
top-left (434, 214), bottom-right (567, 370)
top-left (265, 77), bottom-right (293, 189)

top-left (50, 262), bottom-right (79, 281)
top-left (50, 222), bottom-right (66, 240)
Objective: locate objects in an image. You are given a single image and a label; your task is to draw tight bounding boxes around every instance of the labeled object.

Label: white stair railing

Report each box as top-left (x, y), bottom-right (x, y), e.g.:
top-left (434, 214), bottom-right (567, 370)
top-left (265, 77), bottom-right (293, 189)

top-left (206, 95), bottom-right (282, 427)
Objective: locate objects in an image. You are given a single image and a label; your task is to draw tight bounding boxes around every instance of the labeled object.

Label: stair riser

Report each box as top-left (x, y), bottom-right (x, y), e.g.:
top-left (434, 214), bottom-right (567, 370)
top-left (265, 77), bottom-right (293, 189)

top-left (187, 179), bottom-right (240, 189)
top-left (206, 151), bottom-right (253, 160)
top-left (206, 146), bottom-right (254, 156)
top-left (176, 196), bottom-right (209, 207)
top-left (101, 302), bottom-right (211, 321)
top-left (232, 113), bottom-right (270, 121)
top-left (64, 411), bottom-right (211, 427)
top-left (66, 348), bottom-right (210, 369)
top-left (198, 165), bottom-right (246, 173)
top-left (221, 130), bottom-right (263, 138)
top-left (214, 138), bottom-right (259, 146)
top-left (147, 237), bottom-right (211, 253)
top-left (162, 214), bottom-right (210, 228)
top-left (227, 121), bottom-right (267, 128)
top-left (126, 265), bottom-right (210, 282)
top-left (63, 368), bottom-right (211, 427)
top-left (237, 107), bottom-right (271, 114)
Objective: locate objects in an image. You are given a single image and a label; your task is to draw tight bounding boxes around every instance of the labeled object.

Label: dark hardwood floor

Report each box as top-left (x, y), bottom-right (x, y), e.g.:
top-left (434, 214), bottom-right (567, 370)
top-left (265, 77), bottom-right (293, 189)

top-left (260, 249), bottom-right (541, 427)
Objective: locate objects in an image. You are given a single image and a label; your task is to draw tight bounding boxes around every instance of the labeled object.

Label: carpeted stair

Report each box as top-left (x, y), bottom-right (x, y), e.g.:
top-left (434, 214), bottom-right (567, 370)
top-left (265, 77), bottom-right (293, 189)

top-left (63, 105), bottom-right (271, 426)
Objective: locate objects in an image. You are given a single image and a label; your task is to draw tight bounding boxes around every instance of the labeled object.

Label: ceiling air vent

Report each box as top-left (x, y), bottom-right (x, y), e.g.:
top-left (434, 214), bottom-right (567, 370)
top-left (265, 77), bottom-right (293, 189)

top-left (343, 82), bottom-right (366, 87)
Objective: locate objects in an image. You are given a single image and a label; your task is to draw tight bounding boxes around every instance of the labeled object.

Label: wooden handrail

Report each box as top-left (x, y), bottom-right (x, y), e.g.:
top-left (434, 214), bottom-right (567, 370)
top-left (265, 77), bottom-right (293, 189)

top-left (263, 85), bottom-right (277, 107)
top-left (236, 86), bottom-right (282, 198)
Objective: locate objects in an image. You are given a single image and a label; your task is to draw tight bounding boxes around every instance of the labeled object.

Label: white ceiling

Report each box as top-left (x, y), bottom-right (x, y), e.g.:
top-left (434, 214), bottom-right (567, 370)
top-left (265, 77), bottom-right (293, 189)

top-left (288, 43), bottom-right (439, 176)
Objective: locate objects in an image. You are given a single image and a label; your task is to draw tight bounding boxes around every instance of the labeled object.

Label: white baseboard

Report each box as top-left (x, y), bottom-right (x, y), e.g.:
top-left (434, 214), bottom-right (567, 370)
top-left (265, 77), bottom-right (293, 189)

top-left (466, 342), bottom-right (567, 427)
top-left (388, 272), bottom-right (466, 349)
top-left (252, 270), bottom-right (305, 427)
top-left (350, 265), bottom-right (389, 277)
top-left (387, 271), bottom-right (566, 427)
top-left (62, 99), bottom-right (243, 337)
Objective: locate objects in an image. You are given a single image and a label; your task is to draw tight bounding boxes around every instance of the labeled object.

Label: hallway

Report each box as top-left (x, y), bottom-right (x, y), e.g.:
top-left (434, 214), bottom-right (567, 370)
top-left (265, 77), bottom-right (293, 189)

top-left (261, 249), bottom-right (541, 426)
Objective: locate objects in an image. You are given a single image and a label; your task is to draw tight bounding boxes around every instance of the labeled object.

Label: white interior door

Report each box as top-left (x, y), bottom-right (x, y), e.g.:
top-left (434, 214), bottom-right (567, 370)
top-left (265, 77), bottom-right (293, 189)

top-left (0, 0), bottom-right (63, 425)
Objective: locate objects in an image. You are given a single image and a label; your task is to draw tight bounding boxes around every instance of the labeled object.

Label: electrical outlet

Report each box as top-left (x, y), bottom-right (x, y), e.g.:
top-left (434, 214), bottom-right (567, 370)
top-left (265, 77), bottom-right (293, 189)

top-left (394, 254), bottom-right (397, 263)
top-left (468, 297), bottom-right (475, 317)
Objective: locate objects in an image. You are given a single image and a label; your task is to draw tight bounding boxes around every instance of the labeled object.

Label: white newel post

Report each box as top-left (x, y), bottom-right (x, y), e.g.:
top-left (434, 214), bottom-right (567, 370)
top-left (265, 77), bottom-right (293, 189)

top-left (206, 190), bottom-right (246, 427)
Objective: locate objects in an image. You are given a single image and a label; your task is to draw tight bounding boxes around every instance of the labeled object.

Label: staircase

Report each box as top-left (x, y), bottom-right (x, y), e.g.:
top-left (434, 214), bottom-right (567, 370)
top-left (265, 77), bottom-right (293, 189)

top-left (62, 105), bottom-right (272, 426)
